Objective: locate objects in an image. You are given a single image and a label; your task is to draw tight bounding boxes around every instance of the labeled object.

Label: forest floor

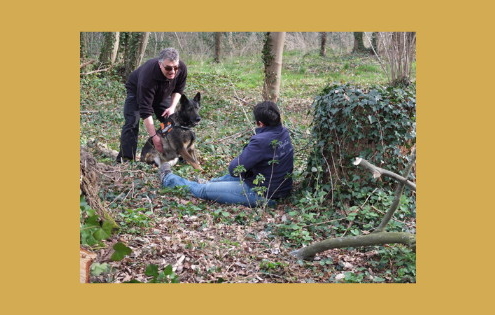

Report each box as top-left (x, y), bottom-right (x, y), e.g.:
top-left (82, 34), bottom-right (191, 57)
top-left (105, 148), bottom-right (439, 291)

top-left (80, 51), bottom-right (416, 283)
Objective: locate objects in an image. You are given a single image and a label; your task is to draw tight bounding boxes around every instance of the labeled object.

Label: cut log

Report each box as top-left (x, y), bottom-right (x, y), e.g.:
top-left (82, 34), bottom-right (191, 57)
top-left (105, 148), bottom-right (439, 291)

top-left (80, 248), bottom-right (97, 283)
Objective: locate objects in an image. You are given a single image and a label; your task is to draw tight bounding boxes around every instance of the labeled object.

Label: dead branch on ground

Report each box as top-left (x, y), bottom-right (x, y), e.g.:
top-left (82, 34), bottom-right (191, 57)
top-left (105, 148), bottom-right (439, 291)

top-left (291, 149), bottom-right (416, 261)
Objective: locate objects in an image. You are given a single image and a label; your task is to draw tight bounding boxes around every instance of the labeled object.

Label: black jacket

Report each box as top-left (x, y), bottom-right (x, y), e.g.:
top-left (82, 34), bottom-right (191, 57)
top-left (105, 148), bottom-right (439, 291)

top-left (125, 58), bottom-right (188, 119)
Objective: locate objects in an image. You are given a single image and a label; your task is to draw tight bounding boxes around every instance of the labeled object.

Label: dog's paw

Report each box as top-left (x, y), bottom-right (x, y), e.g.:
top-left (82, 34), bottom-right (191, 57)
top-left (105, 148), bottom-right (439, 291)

top-left (167, 158), bottom-right (179, 167)
top-left (153, 155), bottom-right (162, 167)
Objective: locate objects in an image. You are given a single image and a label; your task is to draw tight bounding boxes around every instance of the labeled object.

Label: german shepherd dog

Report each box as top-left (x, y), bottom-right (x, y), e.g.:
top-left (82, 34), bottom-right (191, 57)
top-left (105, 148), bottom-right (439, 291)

top-left (140, 92), bottom-right (203, 171)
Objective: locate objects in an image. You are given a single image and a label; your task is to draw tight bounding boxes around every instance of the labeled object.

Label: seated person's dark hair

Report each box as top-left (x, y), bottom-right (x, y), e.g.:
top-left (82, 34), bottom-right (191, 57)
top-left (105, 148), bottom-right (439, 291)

top-left (253, 101), bottom-right (281, 126)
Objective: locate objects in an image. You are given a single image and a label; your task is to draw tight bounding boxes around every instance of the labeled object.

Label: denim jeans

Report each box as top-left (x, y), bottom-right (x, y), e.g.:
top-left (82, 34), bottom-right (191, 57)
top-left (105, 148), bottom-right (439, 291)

top-left (162, 173), bottom-right (274, 207)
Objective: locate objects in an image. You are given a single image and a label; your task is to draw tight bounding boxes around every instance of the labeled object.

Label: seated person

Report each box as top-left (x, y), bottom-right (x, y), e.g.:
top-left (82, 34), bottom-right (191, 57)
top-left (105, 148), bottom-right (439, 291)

top-left (158, 101), bottom-right (294, 207)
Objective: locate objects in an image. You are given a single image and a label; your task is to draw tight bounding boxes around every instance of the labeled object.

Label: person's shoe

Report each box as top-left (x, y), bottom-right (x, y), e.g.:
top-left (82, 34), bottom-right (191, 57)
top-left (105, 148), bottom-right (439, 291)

top-left (158, 162), bottom-right (172, 181)
top-left (116, 155), bottom-right (134, 163)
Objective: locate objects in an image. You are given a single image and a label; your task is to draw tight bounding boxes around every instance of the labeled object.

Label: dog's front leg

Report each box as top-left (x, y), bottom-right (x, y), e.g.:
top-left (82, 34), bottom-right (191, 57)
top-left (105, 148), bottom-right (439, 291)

top-left (178, 147), bottom-right (203, 171)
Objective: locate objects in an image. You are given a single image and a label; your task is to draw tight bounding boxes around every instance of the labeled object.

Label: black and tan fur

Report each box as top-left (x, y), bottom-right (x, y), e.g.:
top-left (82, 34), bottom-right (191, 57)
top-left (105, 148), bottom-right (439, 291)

top-left (140, 92), bottom-right (203, 171)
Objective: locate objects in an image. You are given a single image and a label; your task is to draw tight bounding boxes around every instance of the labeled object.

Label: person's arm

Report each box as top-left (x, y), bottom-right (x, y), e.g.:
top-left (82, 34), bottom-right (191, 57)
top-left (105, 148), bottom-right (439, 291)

top-left (228, 137), bottom-right (265, 177)
top-left (143, 116), bottom-right (163, 153)
top-left (161, 92), bottom-right (181, 118)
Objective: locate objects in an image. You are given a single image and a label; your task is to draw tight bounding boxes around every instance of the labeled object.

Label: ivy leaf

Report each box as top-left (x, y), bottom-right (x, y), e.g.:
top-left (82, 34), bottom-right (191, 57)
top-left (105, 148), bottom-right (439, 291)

top-left (163, 264), bottom-right (173, 276)
top-left (93, 228), bottom-right (111, 241)
top-left (90, 263), bottom-right (110, 276)
top-left (111, 242), bottom-right (132, 261)
top-left (102, 220), bottom-right (115, 235)
top-left (145, 264), bottom-right (159, 277)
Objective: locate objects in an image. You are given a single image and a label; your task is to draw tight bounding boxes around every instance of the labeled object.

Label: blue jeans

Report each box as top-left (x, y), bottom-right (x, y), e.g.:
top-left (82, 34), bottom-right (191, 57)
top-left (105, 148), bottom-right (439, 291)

top-left (162, 174), bottom-right (274, 207)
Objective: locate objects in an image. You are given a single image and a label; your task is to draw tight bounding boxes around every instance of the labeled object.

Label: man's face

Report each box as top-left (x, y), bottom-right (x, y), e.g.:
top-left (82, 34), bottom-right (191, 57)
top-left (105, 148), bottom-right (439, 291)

top-left (159, 59), bottom-right (179, 80)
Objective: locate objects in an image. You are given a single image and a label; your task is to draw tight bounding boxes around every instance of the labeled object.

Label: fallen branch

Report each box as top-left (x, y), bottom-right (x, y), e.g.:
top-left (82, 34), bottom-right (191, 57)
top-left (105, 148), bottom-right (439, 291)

top-left (80, 59), bottom-right (96, 69)
top-left (353, 157), bottom-right (416, 191)
top-left (374, 150), bottom-right (416, 232)
top-left (81, 66), bottom-right (112, 76)
top-left (290, 149), bottom-right (416, 261)
top-left (290, 232), bottom-right (415, 261)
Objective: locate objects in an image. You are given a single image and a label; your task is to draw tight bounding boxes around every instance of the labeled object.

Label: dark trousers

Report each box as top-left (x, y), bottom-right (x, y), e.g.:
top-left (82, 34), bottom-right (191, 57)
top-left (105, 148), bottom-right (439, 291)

top-left (116, 93), bottom-right (171, 162)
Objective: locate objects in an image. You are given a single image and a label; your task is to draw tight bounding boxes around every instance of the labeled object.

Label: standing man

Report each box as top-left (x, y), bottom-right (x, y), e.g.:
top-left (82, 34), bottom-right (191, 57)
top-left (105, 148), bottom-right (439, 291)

top-left (116, 48), bottom-right (188, 162)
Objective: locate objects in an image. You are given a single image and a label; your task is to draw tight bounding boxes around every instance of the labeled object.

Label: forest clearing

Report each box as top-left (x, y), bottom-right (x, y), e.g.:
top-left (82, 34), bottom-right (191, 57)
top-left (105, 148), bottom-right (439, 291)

top-left (80, 32), bottom-right (416, 283)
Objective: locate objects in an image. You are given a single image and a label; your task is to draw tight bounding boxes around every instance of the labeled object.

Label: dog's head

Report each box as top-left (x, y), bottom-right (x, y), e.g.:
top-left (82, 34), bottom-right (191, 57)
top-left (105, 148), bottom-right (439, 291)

top-left (175, 92), bottom-right (201, 127)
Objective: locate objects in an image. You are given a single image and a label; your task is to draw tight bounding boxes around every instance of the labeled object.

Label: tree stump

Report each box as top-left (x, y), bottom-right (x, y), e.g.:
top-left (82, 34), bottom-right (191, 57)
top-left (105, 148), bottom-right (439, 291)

top-left (80, 147), bottom-right (116, 226)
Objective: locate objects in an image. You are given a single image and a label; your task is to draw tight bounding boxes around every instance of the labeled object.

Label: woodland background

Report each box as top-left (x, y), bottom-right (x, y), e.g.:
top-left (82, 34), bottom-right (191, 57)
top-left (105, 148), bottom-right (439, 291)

top-left (80, 32), bottom-right (416, 283)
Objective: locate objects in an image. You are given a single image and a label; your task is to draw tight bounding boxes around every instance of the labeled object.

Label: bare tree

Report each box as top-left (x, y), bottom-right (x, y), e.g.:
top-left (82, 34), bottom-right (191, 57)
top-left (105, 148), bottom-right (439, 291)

top-left (367, 32), bottom-right (416, 86)
top-left (262, 32), bottom-right (286, 102)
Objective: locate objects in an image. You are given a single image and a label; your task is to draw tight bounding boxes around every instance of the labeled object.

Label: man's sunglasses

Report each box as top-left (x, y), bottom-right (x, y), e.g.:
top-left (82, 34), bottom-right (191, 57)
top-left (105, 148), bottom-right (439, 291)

top-left (161, 63), bottom-right (179, 72)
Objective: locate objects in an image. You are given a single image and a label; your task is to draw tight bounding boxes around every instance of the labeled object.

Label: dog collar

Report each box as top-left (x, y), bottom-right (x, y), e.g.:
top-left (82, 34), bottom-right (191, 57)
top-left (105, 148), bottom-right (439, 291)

top-left (160, 122), bottom-right (174, 134)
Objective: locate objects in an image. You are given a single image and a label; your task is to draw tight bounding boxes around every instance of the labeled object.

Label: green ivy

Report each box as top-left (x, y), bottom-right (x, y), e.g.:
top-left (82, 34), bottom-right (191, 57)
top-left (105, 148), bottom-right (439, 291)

top-left (80, 196), bottom-right (115, 246)
top-left (304, 83), bottom-right (416, 208)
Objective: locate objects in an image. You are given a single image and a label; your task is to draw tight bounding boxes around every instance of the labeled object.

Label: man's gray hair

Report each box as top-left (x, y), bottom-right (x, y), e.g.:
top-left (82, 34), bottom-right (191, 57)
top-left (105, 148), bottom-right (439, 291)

top-left (159, 48), bottom-right (179, 62)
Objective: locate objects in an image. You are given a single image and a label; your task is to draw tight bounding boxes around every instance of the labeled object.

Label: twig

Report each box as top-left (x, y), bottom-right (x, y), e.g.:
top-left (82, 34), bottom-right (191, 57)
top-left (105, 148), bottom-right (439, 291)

top-left (80, 59), bottom-right (96, 69)
top-left (146, 195), bottom-right (154, 214)
top-left (232, 93), bottom-right (255, 134)
top-left (302, 218), bottom-right (345, 228)
top-left (203, 128), bottom-right (251, 145)
top-left (81, 66), bottom-right (112, 75)
top-left (353, 157), bottom-right (416, 191)
top-left (358, 188), bottom-right (378, 211)
top-left (173, 32), bottom-right (184, 51)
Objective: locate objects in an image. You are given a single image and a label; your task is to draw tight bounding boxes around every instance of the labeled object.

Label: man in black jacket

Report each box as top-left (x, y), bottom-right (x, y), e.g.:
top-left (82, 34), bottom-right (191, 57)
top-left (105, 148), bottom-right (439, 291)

top-left (116, 48), bottom-right (188, 162)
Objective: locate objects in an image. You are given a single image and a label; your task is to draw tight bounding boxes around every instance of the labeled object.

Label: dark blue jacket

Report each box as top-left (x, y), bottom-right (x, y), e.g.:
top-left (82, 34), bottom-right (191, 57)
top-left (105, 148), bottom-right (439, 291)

top-left (228, 125), bottom-right (294, 199)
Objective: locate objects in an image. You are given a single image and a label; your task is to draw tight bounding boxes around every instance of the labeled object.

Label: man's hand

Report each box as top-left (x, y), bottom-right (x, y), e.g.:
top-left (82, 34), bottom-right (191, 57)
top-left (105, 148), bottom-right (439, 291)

top-left (162, 93), bottom-right (181, 118)
top-left (152, 135), bottom-right (164, 153)
top-left (161, 106), bottom-right (176, 118)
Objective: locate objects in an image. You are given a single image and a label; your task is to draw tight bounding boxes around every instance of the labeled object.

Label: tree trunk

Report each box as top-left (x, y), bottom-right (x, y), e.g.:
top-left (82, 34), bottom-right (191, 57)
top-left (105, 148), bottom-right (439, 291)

top-left (99, 32), bottom-right (120, 66)
top-left (371, 32), bottom-right (379, 55)
top-left (80, 32), bottom-right (88, 60)
top-left (262, 32), bottom-right (286, 103)
top-left (214, 32), bottom-right (222, 63)
top-left (137, 32), bottom-right (150, 65)
top-left (110, 32), bottom-right (120, 64)
top-left (319, 32), bottom-right (327, 57)
top-left (352, 32), bottom-right (368, 53)
top-left (291, 232), bottom-right (416, 260)
top-left (122, 32), bottom-right (150, 80)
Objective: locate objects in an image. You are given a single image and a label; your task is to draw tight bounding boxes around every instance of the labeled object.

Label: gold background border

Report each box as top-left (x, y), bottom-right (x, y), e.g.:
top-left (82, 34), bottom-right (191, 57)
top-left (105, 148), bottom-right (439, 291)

top-left (2, 0), bottom-right (492, 313)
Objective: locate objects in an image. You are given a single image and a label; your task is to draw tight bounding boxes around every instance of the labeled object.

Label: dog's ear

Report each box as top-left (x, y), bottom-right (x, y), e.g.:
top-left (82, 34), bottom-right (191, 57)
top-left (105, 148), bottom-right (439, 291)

top-left (180, 94), bottom-right (189, 104)
top-left (193, 92), bottom-right (201, 104)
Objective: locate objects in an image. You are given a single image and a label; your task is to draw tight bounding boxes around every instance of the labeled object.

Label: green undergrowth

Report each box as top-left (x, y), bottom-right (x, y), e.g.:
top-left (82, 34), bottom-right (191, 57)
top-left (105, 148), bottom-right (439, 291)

top-left (80, 50), bottom-right (416, 283)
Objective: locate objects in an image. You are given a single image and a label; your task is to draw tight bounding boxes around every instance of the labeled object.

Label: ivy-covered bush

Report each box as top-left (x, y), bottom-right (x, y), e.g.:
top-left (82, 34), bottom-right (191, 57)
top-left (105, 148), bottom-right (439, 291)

top-left (304, 83), bottom-right (416, 207)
